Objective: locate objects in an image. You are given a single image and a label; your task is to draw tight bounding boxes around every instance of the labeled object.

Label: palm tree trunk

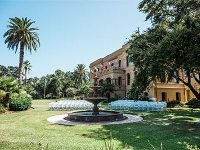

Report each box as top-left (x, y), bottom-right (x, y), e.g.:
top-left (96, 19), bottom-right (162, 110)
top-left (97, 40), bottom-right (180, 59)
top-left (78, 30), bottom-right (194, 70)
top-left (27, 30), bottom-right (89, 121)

top-left (19, 41), bottom-right (24, 84)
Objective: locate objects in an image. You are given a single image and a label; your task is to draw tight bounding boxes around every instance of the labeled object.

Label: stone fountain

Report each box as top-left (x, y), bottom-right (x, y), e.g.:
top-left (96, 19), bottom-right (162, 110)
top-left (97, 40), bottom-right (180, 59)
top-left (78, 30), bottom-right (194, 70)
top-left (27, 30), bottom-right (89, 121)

top-left (65, 76), bottom-right (126, 122)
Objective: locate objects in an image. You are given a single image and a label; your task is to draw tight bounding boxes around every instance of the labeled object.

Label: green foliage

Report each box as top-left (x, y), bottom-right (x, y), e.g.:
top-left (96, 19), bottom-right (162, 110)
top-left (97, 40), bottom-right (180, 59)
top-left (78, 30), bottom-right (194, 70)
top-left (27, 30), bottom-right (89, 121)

top-left (25, 68), bottom-right (89, 99)
top-left (138, 0), bottom-right (200, 26)
top-left (0, 103), bottom-right (6, 113)
top-left (127, 0), bottom-right (200, 99)
top-left (186, 98), bottom-right (200, 108)
top-left (186, 144), bottom-right (200, 150)
top-left (0, 65), bottom-right (19, 78)
top-left (128, 70), bottom-right (151, 100)
top-left (0, 76), bottom-right (20, 93)
top-left (74, 64), bottom-right (89, 88)
top-left (4, 17), bottom-right (40, 83)
top-left (0, 77), bottom-right (21, 107)
top-left (0, 90), bottom-right (6, 102)
top-left (100, 82), bottom-right (115, 96)
top-left (77, 82), bottom-right (93, 95)
top-left (167, 100), bottom-right (181, 108)
top-left (65, 88), bottom-right (78, 97)
top-left (9, 96), bottom-right (32, 111)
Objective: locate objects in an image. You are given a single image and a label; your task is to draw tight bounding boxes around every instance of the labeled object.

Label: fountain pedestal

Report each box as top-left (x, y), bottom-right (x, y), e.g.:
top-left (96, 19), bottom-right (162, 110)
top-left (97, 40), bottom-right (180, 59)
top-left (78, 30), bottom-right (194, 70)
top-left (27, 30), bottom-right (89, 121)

top-left (66, 76), bottom-right (126, 122)
top-left (93, 104), bottom-right (98, 115)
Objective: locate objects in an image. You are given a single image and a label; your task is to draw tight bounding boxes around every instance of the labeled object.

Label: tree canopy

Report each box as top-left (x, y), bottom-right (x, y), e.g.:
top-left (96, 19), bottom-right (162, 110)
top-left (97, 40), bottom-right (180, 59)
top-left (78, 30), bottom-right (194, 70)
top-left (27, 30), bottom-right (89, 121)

top-left (4, 17), bottom-right (40, 83)
top-left (128, 0), bottom-right (200, 99)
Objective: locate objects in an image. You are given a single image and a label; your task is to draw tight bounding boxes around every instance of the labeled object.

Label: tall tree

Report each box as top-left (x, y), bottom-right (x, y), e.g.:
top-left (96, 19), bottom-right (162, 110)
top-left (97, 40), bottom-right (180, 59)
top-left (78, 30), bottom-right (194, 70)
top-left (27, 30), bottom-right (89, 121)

top-left (127, 0), bottom-right (200, 99)
top-left (4, 17), bottom-right (40, 84)
top-left (74, 64), bottom-right (89, 88)
top-left (23, 60), bottom-right (32, 84)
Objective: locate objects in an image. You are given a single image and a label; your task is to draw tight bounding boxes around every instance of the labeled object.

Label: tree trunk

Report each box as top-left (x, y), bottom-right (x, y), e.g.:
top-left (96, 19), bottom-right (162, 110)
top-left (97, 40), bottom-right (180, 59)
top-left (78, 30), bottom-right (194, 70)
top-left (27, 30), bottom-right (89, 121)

top-left (187, 83), bottom-right (200, 99)
top-left (19, 42), bottom-right (24, 84)
top-left (25, 68), bottom-right (27, 84)
top-left (179, 77), bottom-right (200, 99)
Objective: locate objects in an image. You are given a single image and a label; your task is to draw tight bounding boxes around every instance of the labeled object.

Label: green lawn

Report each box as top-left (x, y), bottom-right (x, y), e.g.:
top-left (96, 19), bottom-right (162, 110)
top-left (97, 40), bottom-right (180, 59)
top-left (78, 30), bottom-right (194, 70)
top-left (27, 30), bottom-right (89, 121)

top-left (0, 100), bottom-right (199, 150)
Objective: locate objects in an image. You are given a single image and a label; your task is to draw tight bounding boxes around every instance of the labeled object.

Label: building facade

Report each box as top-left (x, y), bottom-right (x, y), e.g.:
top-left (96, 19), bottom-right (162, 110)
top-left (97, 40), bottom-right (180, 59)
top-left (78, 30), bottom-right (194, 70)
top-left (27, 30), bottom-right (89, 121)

top-left (89, 43), bottom-right (198, 102)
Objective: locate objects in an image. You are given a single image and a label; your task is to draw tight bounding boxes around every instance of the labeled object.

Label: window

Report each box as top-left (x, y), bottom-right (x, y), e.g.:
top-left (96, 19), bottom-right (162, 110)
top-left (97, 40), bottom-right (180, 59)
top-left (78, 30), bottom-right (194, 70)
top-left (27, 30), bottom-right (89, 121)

top-left (127, 73), bottom-right (130, 85)
top-left (176, 92), bottom-right (181, 101)
top-left (161, 92), bottom-right (167, 101)
top-left (106, 78), bottom-right (111, 84)
top-left (118, 77), bottom-right (122, 87)
top-left (105, 66), bottom-right (107, 69)
top-left (99, 79), bottom-right (103, 85)
top-left (114, 79), bottom-right (117, 85)
top-left (118, 60), bottom-right (121, 68)
top-left (126, 56), bottom-right (129, 67)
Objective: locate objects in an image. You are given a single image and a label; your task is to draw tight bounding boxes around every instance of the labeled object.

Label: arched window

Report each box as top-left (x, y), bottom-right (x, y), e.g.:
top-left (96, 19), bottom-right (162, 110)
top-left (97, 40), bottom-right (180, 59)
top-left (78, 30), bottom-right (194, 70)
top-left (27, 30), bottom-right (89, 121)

top-left (118, 60), bottom-right (121, 68)
top-left (118, 77), bottom-right (122, 87)
top-left (106, 78), bottom-right (111, 84)
top-left (99, 79), bottom-right (103, 85)
top-left (127, 73), bottom-right (130, 85)
top-left (161, 92), bottom-right (167, 101)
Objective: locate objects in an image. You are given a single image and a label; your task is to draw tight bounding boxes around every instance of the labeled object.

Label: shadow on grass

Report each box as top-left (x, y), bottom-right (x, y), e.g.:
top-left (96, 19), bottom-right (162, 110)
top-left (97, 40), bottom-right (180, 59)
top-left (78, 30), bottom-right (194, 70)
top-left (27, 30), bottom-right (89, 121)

top-left (81, 109), bottom-right (200, 150)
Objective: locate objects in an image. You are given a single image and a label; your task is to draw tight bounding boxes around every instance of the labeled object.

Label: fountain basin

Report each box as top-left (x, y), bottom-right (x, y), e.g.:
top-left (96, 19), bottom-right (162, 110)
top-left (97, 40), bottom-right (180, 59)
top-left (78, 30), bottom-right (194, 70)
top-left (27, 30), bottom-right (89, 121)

top-left (65, 110), bottom-right (126, 122)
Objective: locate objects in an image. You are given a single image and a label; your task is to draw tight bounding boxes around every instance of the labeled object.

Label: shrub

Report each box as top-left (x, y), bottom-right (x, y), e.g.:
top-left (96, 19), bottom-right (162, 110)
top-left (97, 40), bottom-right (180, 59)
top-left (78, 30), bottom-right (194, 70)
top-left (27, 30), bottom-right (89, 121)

top-left (0, 103), bottom-right (6, 114)
top-left (167, 100), bottom-right (181, 108)
top-left (0, 90), bottom-right (6, 101)
top-left (66, 88), bottom-right (78, 97)
top-left (0, 90), bottom-right (10, 107)
top-left (186, 98), bottom-right (200, 108)
top-left (9, 96), bottom-right (32, 111)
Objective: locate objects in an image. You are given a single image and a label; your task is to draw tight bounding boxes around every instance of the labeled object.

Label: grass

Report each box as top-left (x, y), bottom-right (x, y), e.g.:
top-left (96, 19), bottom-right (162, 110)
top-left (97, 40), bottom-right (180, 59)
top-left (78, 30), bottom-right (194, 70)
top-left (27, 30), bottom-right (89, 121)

top-left (0, 100), bottom-right (199, 150)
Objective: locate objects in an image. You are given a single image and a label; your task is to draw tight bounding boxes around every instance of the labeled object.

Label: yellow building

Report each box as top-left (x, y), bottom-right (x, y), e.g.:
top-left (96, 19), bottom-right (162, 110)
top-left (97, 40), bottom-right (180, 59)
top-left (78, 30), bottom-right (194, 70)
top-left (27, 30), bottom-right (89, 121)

top-left (89, 43), bottom-right (198, 102)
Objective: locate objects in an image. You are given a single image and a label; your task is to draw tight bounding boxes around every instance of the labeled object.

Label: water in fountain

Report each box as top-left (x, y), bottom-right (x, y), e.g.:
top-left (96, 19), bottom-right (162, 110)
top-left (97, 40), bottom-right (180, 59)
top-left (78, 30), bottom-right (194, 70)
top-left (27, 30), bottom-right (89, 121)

top-left (65, 76), bottom-right (127, 122)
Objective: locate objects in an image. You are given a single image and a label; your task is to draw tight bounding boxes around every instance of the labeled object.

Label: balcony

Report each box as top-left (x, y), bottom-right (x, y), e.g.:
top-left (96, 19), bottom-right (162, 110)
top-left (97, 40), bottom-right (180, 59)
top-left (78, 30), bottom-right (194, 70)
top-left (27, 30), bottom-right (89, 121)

top-left (96, 67), bottom-right (125, 77)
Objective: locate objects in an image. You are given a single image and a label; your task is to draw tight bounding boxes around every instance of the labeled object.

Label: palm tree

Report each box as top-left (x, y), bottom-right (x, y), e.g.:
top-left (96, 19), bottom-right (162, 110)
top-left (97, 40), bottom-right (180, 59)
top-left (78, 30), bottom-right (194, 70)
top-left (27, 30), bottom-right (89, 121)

top-left (23, 60), bottom-right (32, 84)
top-left (74, 64), bottom-right (88, 88)
top-left (4, 17), bottom-right (40, 84)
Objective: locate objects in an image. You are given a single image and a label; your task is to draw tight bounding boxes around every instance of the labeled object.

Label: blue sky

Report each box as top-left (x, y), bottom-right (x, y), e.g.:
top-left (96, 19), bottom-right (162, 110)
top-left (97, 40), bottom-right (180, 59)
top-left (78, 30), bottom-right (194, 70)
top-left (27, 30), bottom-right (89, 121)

top-left (0, 0), bottom-right (150, 77)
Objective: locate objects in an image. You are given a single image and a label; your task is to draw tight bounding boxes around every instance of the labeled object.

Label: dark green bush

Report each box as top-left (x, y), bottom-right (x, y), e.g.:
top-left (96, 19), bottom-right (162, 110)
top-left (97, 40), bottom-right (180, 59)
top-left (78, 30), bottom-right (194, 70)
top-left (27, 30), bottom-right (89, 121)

top-left (9, 96), bottom-right (32, 111)
top-left (186, 98), bottom-right (200, 108)
top-left (167, 100), bottom-right (181, 108)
